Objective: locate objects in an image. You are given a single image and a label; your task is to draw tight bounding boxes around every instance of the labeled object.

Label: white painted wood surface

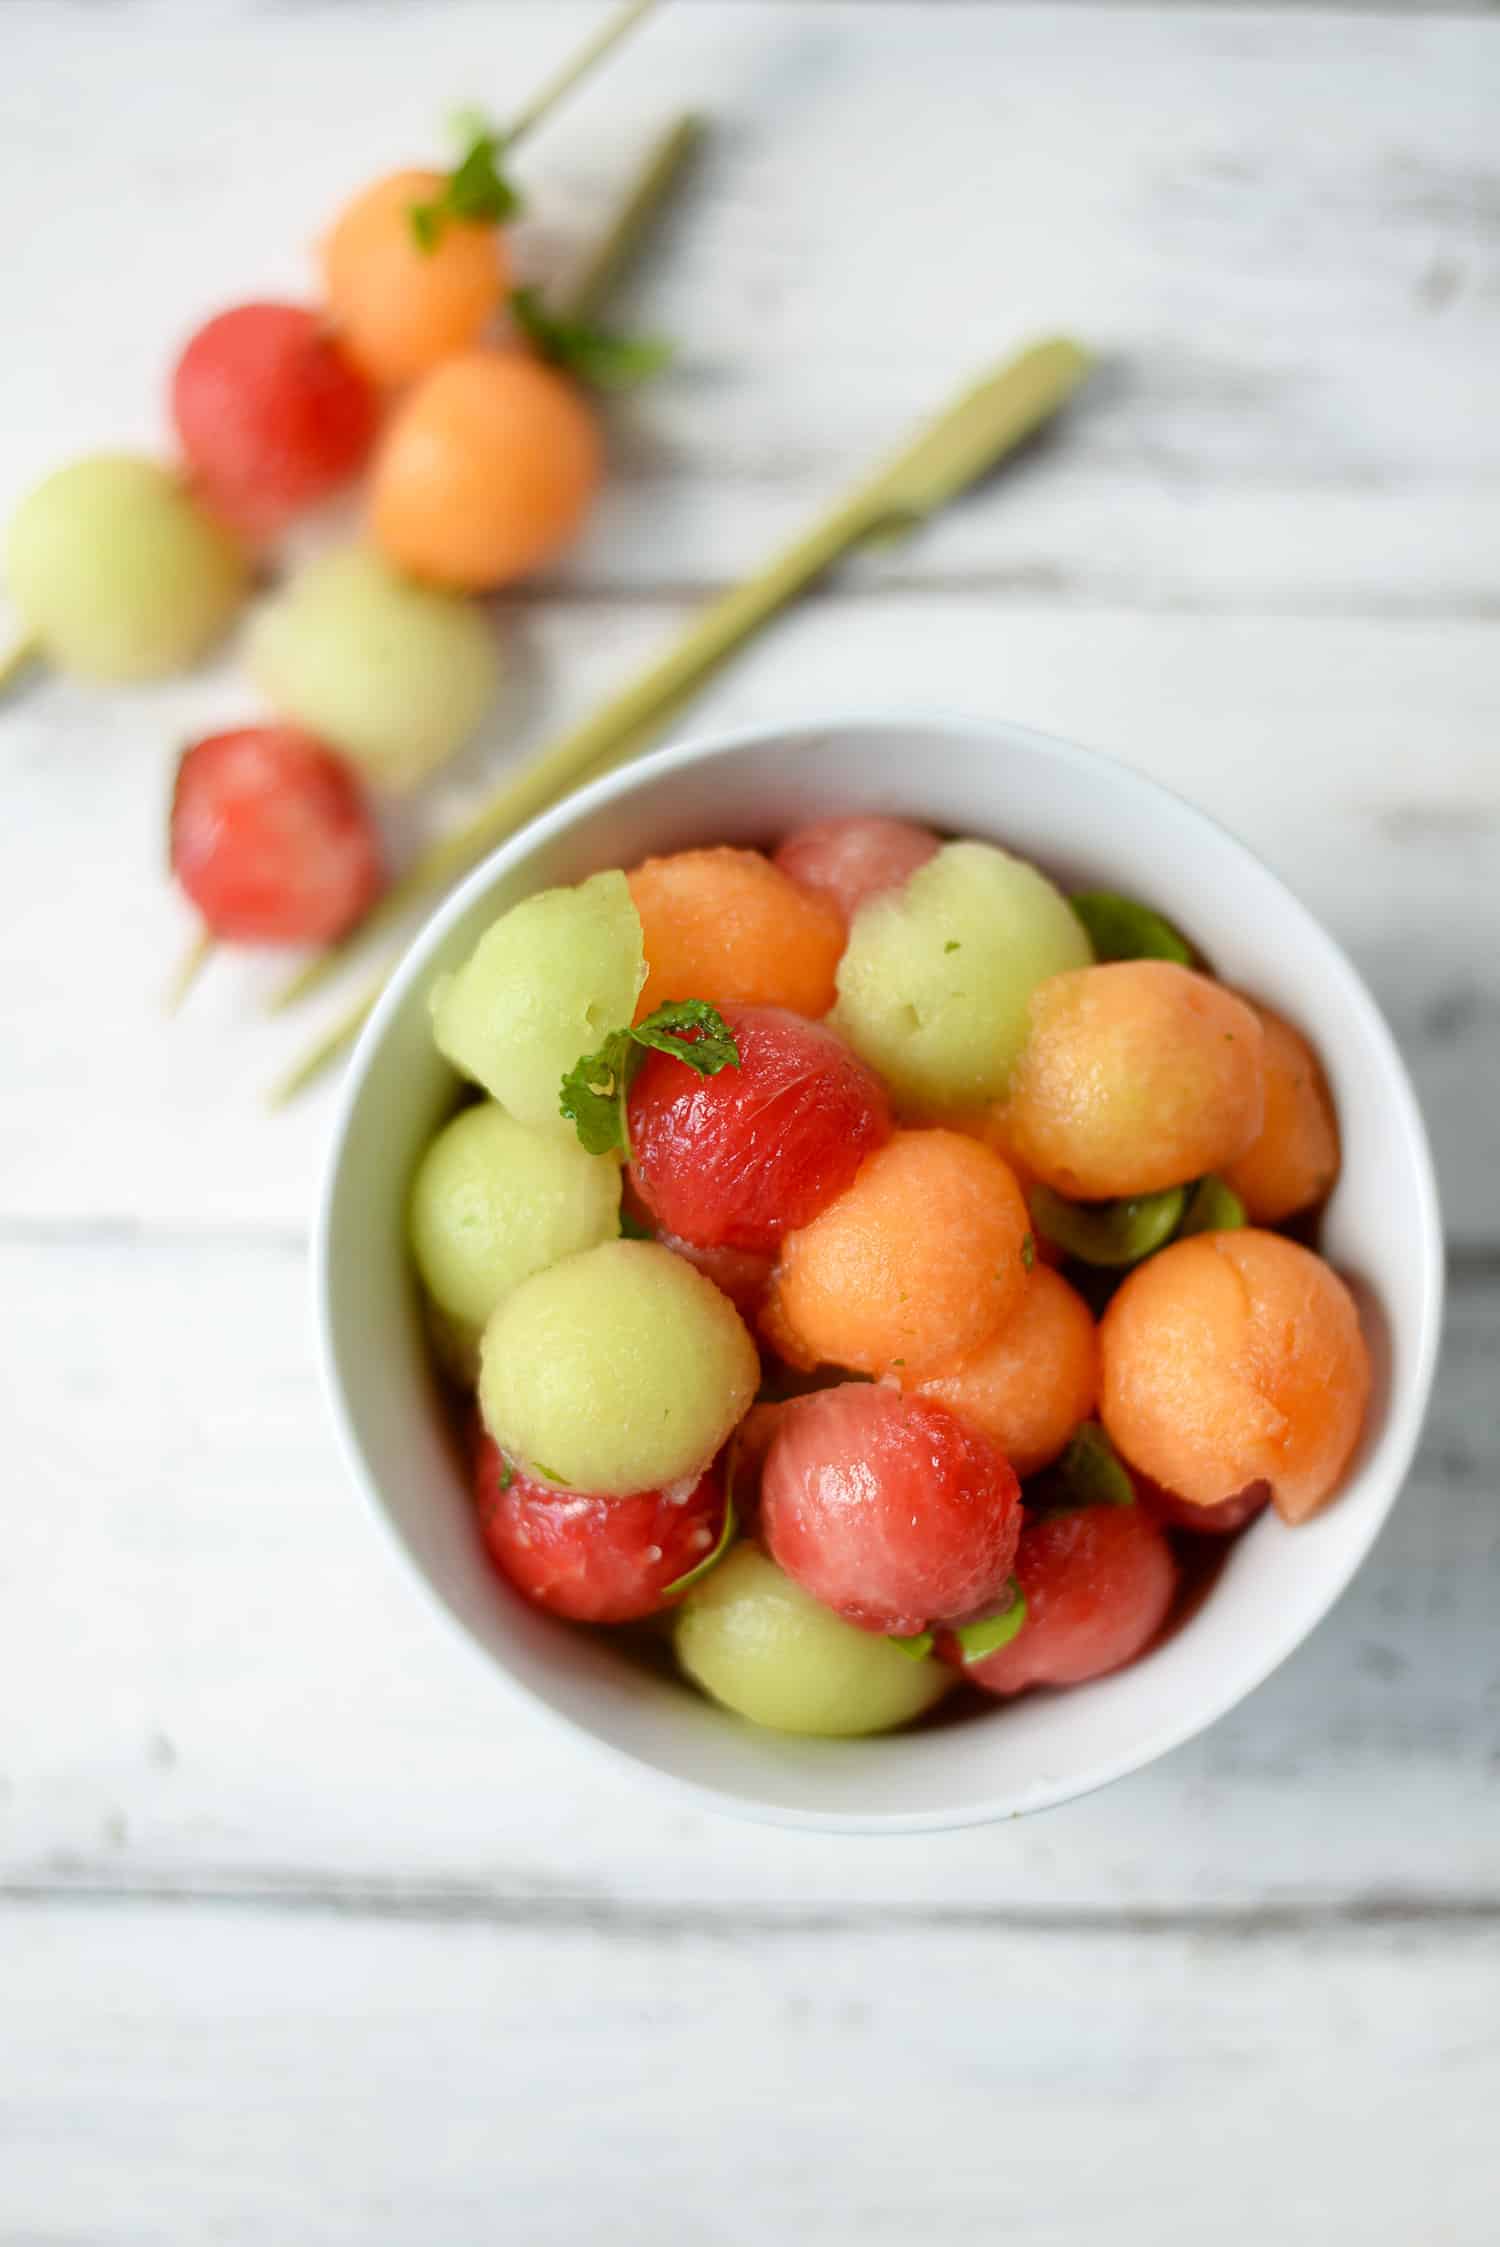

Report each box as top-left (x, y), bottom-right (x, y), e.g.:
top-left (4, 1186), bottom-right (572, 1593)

top-left (1, 5), bottom-right (1497, 2241)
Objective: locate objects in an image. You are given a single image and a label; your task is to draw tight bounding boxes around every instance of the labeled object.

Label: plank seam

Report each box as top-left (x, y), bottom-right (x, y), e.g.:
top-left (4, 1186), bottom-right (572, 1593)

top-left (3, 1876), bottom-right (1498, 1938)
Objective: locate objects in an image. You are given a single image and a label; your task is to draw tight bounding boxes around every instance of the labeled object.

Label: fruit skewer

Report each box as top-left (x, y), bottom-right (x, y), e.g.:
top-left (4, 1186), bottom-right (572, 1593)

top-left (267, 337), bottom-right (1092, 1104)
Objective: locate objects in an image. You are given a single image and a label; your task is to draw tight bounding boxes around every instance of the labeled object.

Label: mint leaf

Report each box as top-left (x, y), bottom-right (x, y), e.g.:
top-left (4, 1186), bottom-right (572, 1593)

top-left (559, 1001), bottom-right (739, 1152)
top-left (630, 999), bottom-right (740, 1075)
top-left (409, 116), bottom-right (521, 251)
top-left (511, 283), bottom-right (672, 392)
top-left (558, 1028), bottom-right (634, 1156)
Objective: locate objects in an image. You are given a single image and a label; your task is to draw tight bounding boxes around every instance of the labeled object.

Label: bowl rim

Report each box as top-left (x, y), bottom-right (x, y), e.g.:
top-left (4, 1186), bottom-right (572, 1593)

top-left (313, 706), bottom-right (1446, 1833)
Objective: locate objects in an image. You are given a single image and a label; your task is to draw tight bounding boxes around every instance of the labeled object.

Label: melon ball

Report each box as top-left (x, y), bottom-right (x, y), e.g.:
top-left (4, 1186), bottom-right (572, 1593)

top-left (1005, 960), bottom-right (1266, 1199)
top-left (908, 1264), bottom-right (1098, 1478)
top-left (772, 815), bottom-right (939, 927)
top-left (6, 454), bottom-right (247, 682)
top-left (478, 1239), bottom-right (759, 1495)
top-left (832, 839), bottom-right (1092, 1115)
top-left (429, 870), bottom-right (644, 1130)
top-left (1099, 1230), bottom-right (1372, 1524)
top-left (766, 1128), bottom-right (1032, 1379)
top-left (1222, 1000), bottom-right (1341, 1223)
top-left (627, 847), bottom-right (846, 1021)
top-left (247, 543), bottom-right (498, 790)
top-left (946, 1501), bottom-right (1178, 1695)
top-left (674, 1545), bottom-right (952, 1737)
top-left (408, 1102), bottom-right (622, 1378)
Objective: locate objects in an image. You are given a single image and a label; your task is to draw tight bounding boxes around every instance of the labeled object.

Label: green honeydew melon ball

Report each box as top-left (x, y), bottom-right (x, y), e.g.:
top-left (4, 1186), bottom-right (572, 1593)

top-left (408, 1101), bottom-right (623, 1382)
top-left (5, 454), bottom-right (247, 681)
top-left (429, 869), bottom-right (644, 1132)
top-left (832, 838), bottom-right (1093, 1115)
top-left (675, 1546), bottom-right (953, 1736)
top-left (247, 543), bottom-right (498, 789)
top-left (478, 1238), bottom-right (759, 1496)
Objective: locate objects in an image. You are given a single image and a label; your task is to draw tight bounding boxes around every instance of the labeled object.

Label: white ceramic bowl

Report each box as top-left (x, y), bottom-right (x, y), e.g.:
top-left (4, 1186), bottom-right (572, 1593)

top-left (315, 714), bottom-right (1443, 1832)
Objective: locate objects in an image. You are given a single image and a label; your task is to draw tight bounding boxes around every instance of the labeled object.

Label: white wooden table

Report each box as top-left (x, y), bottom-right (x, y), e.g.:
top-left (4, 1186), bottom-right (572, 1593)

top-left (2, 4), bottom-right (1497, 2238)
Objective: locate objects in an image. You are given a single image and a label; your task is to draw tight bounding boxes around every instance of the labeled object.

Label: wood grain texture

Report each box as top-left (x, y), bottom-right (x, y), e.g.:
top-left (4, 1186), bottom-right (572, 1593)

top-left (4, 1899), bottom-right (1495, 2247)
top-left (0, 6), bottom-right (1496, 2240)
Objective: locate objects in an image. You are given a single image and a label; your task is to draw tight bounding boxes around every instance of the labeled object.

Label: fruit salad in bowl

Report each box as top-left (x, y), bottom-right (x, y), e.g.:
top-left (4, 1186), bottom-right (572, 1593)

top-left (316, 715), bottom-right (1442, 1830)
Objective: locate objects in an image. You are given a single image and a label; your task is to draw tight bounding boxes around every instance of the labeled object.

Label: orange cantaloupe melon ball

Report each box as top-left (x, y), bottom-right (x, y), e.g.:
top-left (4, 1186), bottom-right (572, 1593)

top-left (1222, 1000), bottom-right (1341, 1224)
top-left (1099, 1229), bottom-right (1371, 1524)
top-left (1005, 960), bottom-right (1266, 1200)
top-left (627, 847), bottom-right (846, 1021)
top-left (766, 1129), bottom-right (1032, 1380)
top-left (371, 351), bottom-right (601, 590)
top-left (907, 1265), bottom-right (1099, 1478)
top-left (321, 170), bottom-right (508, 387)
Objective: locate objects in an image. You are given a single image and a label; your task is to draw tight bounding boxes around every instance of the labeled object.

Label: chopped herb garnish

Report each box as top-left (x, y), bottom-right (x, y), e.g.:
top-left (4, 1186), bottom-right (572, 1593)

top-left (659, 1477), bottom-right (738, 1601)
top-left (497, 1454), bottom-right (515, 1492)
top-left (560, 999), bottom-right (741, 1154)
top-left (952, 1582), bottom-right (1028, 1662)
top-left (511, 283), bottom-right (672, 391)
top-left (408, 113), bottom-right (522, 251)
top-left (1070, 889), bottom-right (1192, 966)
top-left (944, 939), bottom-right (961, 954)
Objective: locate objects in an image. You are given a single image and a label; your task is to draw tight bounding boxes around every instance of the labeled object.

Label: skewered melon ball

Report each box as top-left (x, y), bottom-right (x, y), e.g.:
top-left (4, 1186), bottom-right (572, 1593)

top-left (428, 870), bottom-right (644, 1129)
top-left (1222, 1000), bottom-right (1341, 1223)
top-left (321, 169), bottom-right (510, 388)
top-left (247, 543), bottom-right (498, 789)
top-left (627, 848), bottom-right (846, 1021)
top-left (409, 1102), bottom-right (623, 1378)
top-left (767, 1128), bottom-right (1033, 1379)
top-left (832, 840), bottom-right (1092, 1115)
top-left (171, 301), bottom-right (378, 538)
top-left (1005, 961), bottom-right (1266, 1199)
top-left (674, 1545), bottom-right (952, 1737)
top-left (1099, 1230), bottom-right (1371, 1524)
top-left (478, 1238), bottom-right (759, 1495)
top-left (371, 351), bottom-right (601, 589)
top-left (5, 454), bottom-right (247, 681)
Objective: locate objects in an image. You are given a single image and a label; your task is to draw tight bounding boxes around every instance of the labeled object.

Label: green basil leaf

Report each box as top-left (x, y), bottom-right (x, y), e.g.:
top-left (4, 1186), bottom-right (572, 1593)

top-left (952, 1582), bottom-right (1028, 1662)
top-left (1071, 890), bottom-right (1192, 966)
top-left (1178, 1174), bottom-right (1248, 1237)
top-left (1030, 1421), bottom-right (1136, 1514)
top-left (1029, 1183), bottom-right (1187, 1268)
top-left (660, 1482), bottom-right (738, 1602)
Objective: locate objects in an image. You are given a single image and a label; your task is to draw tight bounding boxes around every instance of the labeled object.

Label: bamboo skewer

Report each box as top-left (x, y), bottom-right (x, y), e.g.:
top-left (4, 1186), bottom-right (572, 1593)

top-left (504, 0), bottom-right (661, 149)
top-left (267, 337), bottom-right (1092, 1104)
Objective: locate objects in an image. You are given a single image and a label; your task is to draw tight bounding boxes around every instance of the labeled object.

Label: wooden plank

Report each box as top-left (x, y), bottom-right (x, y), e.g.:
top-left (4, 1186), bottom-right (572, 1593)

top-left (0, 3), bottom-right (1495, 607)
top-left (2, 1223), bottom-right (1493, 1908)
top-left (2, 1897), bottom-right (1496, 2246)
top-left (1, 599), bottom-right (1494, 1234)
